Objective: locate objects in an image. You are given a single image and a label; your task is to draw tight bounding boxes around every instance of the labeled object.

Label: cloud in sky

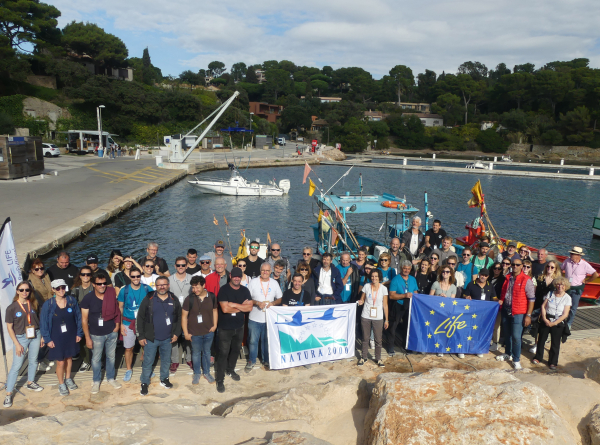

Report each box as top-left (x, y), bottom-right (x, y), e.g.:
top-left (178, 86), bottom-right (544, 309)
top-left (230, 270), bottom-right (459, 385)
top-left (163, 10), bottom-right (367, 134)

top-left (48, 0), bottom-right (600, 78)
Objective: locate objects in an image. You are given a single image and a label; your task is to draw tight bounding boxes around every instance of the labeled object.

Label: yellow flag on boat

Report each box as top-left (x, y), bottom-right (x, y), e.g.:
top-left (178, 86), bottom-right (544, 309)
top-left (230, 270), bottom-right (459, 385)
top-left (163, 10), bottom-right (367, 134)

top-left (468, 180), bottom-right (484, 208)
top-left (317, 209), bottom-right (324, 222)
top-left (308, 178), bottom-right (316, 196)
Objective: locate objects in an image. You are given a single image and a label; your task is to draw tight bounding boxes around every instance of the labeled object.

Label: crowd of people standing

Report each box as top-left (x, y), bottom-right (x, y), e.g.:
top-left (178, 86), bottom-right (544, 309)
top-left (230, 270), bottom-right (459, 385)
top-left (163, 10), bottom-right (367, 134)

top-left (3, 222), bottom-right (598, 406)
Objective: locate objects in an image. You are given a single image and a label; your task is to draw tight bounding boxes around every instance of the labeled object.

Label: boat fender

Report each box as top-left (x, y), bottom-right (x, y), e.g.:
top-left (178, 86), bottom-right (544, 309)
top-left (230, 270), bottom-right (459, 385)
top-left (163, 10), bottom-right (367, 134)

top-left (382, 201), bottom-right (406, 210)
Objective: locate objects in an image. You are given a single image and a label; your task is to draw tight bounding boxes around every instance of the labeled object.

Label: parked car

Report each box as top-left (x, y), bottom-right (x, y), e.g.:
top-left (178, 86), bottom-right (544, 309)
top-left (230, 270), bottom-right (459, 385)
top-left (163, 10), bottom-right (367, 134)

top-left (277, 137), bottom-right (286, 146)
top-left (42, 143), bottom-right (60, 157)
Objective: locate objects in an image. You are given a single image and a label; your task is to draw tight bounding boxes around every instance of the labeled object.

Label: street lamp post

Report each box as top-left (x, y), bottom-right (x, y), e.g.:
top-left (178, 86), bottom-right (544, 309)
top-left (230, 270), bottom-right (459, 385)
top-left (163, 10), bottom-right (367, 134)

top-left (249, 112), bottom-right (254, 150)
top-left (97, 105), bottom-right (105, 157)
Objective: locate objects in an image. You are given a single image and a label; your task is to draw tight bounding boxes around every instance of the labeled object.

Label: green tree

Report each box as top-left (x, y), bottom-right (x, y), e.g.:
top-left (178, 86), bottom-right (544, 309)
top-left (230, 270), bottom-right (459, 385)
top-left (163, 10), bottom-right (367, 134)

top-left (62, 21), bottom-right (128, 66)
top-left (279, 60), bottom-right (296, 73)
top-left (387, 114), bottom-right (427, 148)
top-left (141, 47), bottom-right (157, 85)
top-left (280, 105), bottom-right (311, 131)
top-left (0, 112), bottom-right (14, 134)
top-left (454, 74), bottom-right (485, 123)
top-left (458, 61), bottom-right (488, 81)
top-left (322, 65), bottom-right (333, 77)
top-left (179, 70), bottom-right (202, 86)
top-left (475, 129), bottom-right (508, 153)
top-left (559, 106), bottom-right (593, 143)
top-left (338, 117), bottom-right (369, 152)
top-left (246, 66), bottom-right (258, 83)
top-left (531, 69), bottom-right (574, 116)
top-left (311, 79), bottom-right (328, 95)
top-left (488, 63), bottom-right (511, 82)
top-left (513, 63), bottom-right (535, 74)
top-left (265, 69), bottom-right (292, 100)
top-left (500, 72), bottom-right (531, 109)
top-left (432, 93), bottom-right (463, 126)
top-left (45, 57), bottom-right (90, 87)
top-left (389, 65), bottom-right (414, 103)
top-left (0, 0), bottom-right (60, 51)
top-left (208, 61), bottom-right (225, 77)
top-left (499, 109), bottom-right (528, 132)
top-left (416, 69), bottom-right (436, 102)
top-left (231, 62), bottom-right (246, 82)
top-left (539, 129), bottom-right (563, 145)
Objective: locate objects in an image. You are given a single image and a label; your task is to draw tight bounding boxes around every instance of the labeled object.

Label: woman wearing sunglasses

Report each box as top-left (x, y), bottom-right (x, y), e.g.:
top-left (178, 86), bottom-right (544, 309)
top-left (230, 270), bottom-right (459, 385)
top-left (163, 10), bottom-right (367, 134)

top-left (529, 260), bottom-right (561, 354)
top-left (430, 266), bottom-right (457, 357)
top-left (296, 261), bottom-right (316, 305)
top-left (236, 260), bottom-right (251, 287)
top-left (428, 254), bottom-right (440, 282)
top-left (40, 279), bottom-right (83, 396)
top-left (114, 256), bottom-right (142, 294)
top-left (3, 281), bottom-right (43, 408)
top-left (28, 258), bottom-right (53, 307)
top-left (141, 259), bottom-right (160, 290)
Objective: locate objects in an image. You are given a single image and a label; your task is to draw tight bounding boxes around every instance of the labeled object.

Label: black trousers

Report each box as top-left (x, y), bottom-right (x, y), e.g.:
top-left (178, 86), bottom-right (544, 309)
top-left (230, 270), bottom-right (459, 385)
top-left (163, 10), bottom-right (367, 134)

top-left (216, 327), bottom-right (243, 383)
top-left (385, 302), bottom-right (408, 351)
top-left (534, 322), bottom-right (565, 366)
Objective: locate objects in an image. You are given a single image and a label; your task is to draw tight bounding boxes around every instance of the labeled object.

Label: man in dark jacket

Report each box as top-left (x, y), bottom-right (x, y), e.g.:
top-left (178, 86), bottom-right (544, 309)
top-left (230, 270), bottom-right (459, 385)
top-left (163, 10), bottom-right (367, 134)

top-left (312, 253), bottom-right (343, 305)
top-left (136, 276), bottom-right (182, 396)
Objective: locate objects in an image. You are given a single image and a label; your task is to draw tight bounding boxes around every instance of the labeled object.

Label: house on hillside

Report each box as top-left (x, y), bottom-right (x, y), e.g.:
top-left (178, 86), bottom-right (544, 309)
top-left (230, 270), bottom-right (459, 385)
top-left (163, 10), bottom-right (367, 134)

top-left (399, 102), bottom-right (431, 113)
top-left (68, 52), bottom-right (133, 81)
top-left (403, 113), bottom-right (444, 127)
top-left (249, 102), bottom-right (283, 124)
top-left (255, 69), bottom-right (267, 84)
top-left (364, 110), bottom-right (389, 122)
top-left (311, 118), bottom-right (328, 131)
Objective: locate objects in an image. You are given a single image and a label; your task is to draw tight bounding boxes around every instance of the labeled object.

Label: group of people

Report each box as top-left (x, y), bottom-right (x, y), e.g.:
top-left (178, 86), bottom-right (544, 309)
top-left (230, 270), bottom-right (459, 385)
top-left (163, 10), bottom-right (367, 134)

top-left (4, 224), bottom-right (597, 406)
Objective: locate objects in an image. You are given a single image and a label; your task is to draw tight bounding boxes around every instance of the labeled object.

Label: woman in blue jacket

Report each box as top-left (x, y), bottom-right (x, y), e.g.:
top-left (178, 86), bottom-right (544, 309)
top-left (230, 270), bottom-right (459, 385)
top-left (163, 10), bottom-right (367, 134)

top-left (40, 279), bottom-right (83, 396)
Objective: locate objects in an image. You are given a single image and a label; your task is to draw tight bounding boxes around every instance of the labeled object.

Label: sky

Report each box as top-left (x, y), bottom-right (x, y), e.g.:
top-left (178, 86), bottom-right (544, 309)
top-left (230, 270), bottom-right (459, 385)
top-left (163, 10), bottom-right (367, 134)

top-left (48, 0), bottom-right (600, 79)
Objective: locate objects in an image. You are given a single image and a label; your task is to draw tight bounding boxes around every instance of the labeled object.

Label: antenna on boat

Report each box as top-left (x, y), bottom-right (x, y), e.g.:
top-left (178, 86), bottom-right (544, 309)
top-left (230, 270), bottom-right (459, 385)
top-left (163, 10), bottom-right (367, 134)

top-left (324, 165), bottom-right (353, 196)
top-left (359, 173), bottom-right (363, 201)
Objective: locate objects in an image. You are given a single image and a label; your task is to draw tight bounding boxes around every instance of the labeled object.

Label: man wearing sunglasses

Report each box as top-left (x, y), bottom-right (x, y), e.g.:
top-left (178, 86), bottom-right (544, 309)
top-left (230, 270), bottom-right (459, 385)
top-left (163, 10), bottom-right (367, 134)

top-left (168, 257), bottom-right (193, 374)
top-left (496, 260), bottom-right (535, 370)
top-left (117, 267), bottom-right (153, 382)
top-left (296, 246), bottom-right (321, 272)
top-left (192, 255), bottom-right (213, 278)
top-left (80, 272), bottom-right (122, 393)
top-left (266, 243), bottom-right (291, 283)
top-left (46, 251), bottom-right (79, 291)
top-left (240, 240), bottom-right (264, 279)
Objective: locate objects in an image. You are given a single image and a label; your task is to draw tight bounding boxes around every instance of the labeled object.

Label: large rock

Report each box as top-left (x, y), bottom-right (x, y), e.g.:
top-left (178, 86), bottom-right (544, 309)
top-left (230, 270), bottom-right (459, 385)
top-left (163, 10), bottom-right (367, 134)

top-left (224, 376), bottom-right (368, 423)
top-left (364, 369), bottom-right (577, 445)
top-left (589, 404), bottom-right (600, 445)
top-left (585, 358), bottom-right (600, 384)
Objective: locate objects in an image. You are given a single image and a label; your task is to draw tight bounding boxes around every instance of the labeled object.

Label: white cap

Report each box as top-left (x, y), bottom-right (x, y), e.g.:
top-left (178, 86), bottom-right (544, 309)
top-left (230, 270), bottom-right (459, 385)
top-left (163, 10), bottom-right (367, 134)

top-left (51, 279), bottom-right (67, 289)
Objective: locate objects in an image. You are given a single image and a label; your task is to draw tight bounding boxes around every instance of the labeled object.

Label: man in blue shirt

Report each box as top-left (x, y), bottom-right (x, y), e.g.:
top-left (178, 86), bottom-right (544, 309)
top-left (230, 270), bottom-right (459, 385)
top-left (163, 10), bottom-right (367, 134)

top-left (386, 260), bottom-right (418, 356)
top-left (337, 253), bottom-right (360, 303)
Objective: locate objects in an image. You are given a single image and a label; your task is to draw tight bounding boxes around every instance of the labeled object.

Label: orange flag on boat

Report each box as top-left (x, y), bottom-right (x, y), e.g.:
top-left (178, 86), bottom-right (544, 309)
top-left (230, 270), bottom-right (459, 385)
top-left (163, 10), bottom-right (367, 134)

top-left (302, 162), bottom-right (311, 184)
top-left (467, 180), bottom-right (484, 208)
top-left (267, 232), bottom-right (272, 245)
top-left (331, 227), bottom-right (339, 245)
top-left (308, 178), bottom-right (316, 196)
top-left (335, 206), bottom-right (343, 222)
top-left (223, 216), bottom-right (229, 226)
top-left (213, 215), bottom-right (219, 225)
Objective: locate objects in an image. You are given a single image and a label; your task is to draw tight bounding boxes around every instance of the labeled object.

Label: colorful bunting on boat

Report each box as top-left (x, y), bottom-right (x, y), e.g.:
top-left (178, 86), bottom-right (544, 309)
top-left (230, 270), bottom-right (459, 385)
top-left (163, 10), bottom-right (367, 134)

top-left (213, 215), bottom-right (219, 225)
top-left (467, 180), bottom-right (485, 209)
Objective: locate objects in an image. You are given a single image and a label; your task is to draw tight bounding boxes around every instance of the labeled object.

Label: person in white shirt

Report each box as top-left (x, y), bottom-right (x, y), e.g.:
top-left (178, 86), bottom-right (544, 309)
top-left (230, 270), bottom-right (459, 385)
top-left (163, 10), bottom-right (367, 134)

top-left (245, 263), bottom-right (282, 371)
top-left (141, 259), bottom-right (160, 290)
top-left (357, 269), bottom-right (389, 367)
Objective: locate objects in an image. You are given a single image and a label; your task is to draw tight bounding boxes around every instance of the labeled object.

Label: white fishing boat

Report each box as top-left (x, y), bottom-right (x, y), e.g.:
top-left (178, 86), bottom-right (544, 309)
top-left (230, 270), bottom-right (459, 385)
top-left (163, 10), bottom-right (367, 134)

top-left (465, 161), bottom-right (490, 170)
top-left (189, 164), bottom-right (290, 196)
top-left (500, 155), bottom-right (513, 162)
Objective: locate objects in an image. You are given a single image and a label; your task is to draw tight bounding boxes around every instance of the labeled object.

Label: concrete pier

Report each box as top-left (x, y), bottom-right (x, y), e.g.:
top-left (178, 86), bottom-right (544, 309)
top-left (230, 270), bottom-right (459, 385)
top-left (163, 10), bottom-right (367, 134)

top-left (322, 160), bottom-right (600, 181)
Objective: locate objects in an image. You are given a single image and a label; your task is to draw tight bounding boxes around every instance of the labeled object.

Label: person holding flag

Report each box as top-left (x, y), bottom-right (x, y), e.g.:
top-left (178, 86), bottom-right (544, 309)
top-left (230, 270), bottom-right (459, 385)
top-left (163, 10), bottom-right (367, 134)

top-left (3, 281), bottom-right (43, 408)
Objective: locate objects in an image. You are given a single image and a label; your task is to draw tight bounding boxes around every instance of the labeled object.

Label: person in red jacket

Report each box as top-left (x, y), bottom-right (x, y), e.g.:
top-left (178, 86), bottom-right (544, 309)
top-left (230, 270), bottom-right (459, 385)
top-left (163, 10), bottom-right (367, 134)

top-left (205, 258), bottom-right (230, 297)
top-left (495, 260), bottom-right (535, 369)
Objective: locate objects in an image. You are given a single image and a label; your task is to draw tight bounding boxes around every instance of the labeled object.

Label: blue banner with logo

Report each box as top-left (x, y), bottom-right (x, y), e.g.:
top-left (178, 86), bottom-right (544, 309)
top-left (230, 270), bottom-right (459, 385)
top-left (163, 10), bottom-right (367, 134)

top-left (406, 294), bottom-right (499, 354)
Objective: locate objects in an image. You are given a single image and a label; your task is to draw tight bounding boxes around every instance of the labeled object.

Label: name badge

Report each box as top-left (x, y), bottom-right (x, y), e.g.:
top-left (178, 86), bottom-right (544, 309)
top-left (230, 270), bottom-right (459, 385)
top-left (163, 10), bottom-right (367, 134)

top-left (134, 310), bottom-right (138, 318)
top-left (197, 315), bottom-right (203, 324)
top-left (61, 323), bottom-right (67, 333)
top-left (231, 313), bottom-right (236, 316)
top-left (370, 307), bottom-right (377, 318)
top-left (166, 318), bottom-right (171, 326)
top-left (568, 277), bottom-right (573, 284)
top-left (98, 318), bottom-right (104, 327)
top-left (346, 283), bottom-right (351, 291)
top-left (26, 326), bottom-right (35, 339)
top-left (481, 293), bottom-right (486, 301)
top-left (179, 296), bottom-right (185, 305)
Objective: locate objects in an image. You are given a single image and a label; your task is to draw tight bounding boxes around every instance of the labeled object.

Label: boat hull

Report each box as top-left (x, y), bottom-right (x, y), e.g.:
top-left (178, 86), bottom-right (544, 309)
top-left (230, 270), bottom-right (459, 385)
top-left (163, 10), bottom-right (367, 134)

top-left (189, 181), bottom-right (284, 196)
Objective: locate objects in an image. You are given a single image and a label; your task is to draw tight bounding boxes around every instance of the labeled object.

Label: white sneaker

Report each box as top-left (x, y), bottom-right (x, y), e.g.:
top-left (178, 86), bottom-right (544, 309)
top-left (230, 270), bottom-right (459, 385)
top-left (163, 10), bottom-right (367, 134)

top-left (437, 353), bottom-right (443, 357)
top-left (457, 353), bottom-right (465, 359)
top-left (513, 361), bottom-right (522, 370)
top-left (369, 340), bottom-right (375, 350)
top-left (529, 346), bottom-right (537, 354)
top-left (496, 354), bottom-right (509, 362)
top-left (108, 379), bottom-right (122, 389)
top-left (91, 382), bottom-right (100, 394)
top-left (477, 354), bottom-right (484, 358)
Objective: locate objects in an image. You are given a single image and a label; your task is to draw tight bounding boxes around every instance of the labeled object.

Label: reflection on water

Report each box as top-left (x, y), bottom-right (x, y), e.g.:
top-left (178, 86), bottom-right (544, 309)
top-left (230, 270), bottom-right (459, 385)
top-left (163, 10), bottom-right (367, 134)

top-left (39, 165), bottom-right (600, 267)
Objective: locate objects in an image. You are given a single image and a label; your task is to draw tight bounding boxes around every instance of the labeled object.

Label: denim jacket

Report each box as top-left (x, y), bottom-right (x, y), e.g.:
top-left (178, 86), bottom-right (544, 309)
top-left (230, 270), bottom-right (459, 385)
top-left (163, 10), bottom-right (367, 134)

top-left (40, 295), bottom-right (83, 343)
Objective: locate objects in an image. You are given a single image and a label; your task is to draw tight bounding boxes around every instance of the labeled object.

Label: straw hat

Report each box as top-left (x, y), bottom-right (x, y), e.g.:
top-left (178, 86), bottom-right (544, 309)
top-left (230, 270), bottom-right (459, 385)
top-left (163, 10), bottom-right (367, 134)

top-left (569, 246), bottom-right (585, 256)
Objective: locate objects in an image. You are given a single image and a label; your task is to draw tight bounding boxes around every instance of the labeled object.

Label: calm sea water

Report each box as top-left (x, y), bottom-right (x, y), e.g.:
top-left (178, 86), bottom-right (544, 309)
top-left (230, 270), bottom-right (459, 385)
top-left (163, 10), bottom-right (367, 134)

top-left (39, 165), bottom-right (600, 267)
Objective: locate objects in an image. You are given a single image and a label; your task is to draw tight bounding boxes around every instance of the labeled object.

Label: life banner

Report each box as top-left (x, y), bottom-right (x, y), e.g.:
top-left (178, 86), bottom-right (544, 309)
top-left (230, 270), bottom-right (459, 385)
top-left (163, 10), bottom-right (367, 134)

top-left (266, 304), bottom-right (356, 369)
top-left (406, 294), bottom-right (499, 354)
top-left (0, 218), bottom-right (22, 352)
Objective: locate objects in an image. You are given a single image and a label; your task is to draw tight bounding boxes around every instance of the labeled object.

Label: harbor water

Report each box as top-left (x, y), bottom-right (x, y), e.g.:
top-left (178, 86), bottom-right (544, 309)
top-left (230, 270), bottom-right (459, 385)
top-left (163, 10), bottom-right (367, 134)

top-left (39, 165), bottom-right (600, 267)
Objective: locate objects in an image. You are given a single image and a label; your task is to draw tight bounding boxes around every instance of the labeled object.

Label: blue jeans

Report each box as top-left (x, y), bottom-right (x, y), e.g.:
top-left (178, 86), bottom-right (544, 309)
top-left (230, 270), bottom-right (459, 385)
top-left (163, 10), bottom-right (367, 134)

top-left (566, 286), bottom-right (583, 328)
top-left (501, 308), bottom-right (525, 362)
top-left (191, 332), bottom-right (214, 375)
top-left (91, 331), bottom-right (117, 383)
top-left (6, 330), bottom-right (41, 392)
top-left (317, 294), bottom-right (337, 305)
top-left (248, 320), bottom-right (268, 365)
top-left (141, 338), bottom-right (171, 384)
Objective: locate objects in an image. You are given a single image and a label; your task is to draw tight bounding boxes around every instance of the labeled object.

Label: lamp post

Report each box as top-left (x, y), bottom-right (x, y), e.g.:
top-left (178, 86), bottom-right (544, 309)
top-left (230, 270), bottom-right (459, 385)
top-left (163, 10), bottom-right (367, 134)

top-left (97, 105), bottom-right (105, 157)
top-left (249, 112), bottom-right (254, 150)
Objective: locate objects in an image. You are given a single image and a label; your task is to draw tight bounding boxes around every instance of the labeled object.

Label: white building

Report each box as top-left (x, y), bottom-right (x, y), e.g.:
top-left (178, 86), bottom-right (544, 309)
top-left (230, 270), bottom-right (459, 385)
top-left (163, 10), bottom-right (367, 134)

top-left (403, 113), bottom-right (444, 127)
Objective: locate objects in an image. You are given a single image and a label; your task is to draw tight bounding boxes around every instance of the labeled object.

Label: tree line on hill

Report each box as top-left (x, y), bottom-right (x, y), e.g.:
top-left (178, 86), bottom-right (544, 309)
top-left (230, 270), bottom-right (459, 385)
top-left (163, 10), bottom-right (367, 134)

top-left (1, 0), bottom-right (599, 152)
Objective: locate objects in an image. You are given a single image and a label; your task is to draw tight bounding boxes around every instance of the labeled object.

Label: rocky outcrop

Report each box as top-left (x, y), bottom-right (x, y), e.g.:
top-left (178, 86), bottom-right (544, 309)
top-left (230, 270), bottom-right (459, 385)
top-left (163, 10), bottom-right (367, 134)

top-left (586, 358), bottom-right (600, 385)
top-left (249, 432), bottom-right (333, 444)
top-left (321, 147), bottom-right (347, 161)
top-left (364, 369), bottom-right (577, 445)
top-left (589, 404), bottom-right (600, 445)
top-left (224, 376), bottom-right (368, 423)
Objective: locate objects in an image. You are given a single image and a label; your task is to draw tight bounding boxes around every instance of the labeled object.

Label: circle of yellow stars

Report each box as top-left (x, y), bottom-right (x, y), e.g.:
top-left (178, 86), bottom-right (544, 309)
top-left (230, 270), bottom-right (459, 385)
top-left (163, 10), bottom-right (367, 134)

top-left (428, 303), bottom-right (478, 349)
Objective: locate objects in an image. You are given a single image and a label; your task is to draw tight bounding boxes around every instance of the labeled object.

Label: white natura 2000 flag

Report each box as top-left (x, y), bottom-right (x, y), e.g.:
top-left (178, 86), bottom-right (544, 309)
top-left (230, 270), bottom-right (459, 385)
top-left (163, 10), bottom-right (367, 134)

top-left (266, 304), bottom-right (356, 370)
top-left (0, 218), bottom-right (22, 352)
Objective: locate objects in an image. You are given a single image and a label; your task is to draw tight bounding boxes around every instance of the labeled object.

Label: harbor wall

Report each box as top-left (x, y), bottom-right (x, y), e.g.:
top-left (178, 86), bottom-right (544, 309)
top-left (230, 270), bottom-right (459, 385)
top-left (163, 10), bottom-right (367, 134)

top-left (508, 143), bottom-right (600, 159)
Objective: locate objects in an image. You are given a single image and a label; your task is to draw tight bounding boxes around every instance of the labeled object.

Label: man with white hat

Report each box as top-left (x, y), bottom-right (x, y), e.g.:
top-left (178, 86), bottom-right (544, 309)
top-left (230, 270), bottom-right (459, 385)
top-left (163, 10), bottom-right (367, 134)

top-left (562, 246), bottom-right (598, 328)
top-left (192, 255), bottom-right (213, 278)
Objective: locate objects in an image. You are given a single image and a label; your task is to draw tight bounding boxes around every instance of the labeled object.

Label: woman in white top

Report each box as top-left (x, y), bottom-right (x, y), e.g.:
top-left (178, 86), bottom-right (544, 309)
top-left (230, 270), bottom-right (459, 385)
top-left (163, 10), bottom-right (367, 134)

top-left (357, 269), bottom-right (389, 367)
top-left (236, 260), bottom-right (251, 287)
top-left (140, 259), bottom-right (160, 290)
top-left (532, 276), bottom-right (571, 369)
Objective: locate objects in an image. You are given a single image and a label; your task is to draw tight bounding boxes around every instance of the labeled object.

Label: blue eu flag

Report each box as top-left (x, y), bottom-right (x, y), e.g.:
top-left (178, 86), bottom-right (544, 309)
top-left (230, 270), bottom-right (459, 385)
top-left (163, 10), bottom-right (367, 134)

top-left (406, 294), bottom-right (500, 354)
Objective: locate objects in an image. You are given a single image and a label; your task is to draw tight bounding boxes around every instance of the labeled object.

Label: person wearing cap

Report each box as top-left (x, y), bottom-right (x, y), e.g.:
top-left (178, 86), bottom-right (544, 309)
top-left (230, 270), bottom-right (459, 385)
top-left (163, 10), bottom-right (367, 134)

top-left (246, 263), bottom-right (283, 372)
top-left (185, 249), bottom-right (201, 275)
top-left (168, 257), bottom-right (193, 374)
top-left (462, 268), bottom-right (498, 358)
top-left (118, 266), bottom-right (153, 382)
top-left (192, 255), bottom-right (213, 278)
top-left (4, 281), bottom-right (43, 408)
top-left (472, 242), bottom-right (494, 271)
top-left (497, 242), bottom-right (521, 263)
top-left (205, 240), bottom-right (232, 272)
top-left (138, 242), bottom-right (170, 277)
top-left (215, 267), bottom-right (253, 393)
top-left (46, 251), bottom-right (79, 291)
top-left (266, 243), bottom-right (291, 282)
top-left (86, 254), bottom-right (110, 283)
top-left (40, 279), bottom-right (83, 396)
top-left (80, 272), bottom-right (122, 394)
top-left (241, 240), bottom-right (264, 279)
top-left (562, 246), bottom-right (598, 328)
